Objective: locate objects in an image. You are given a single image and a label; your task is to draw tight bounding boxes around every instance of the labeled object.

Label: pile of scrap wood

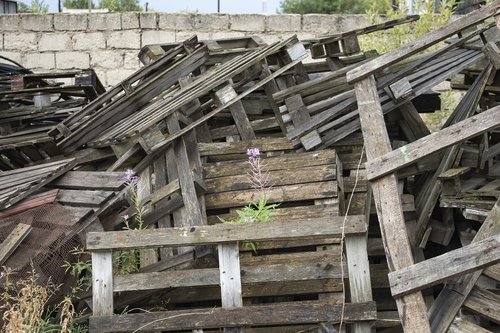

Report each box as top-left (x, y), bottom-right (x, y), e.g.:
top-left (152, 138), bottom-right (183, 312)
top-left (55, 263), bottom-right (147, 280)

top-left (1, 2), bottom-right (500, 332)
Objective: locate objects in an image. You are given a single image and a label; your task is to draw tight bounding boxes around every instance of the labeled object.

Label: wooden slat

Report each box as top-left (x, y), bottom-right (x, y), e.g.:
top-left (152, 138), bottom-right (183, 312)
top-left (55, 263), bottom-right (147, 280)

top-left (389, 234), bottom-right (500, 297)
top-left (89, 301), bottom-right (377, 333)
top-left (346, 1), bottom-right (500, 83)
top-left (92, 251), bottom-right (113, 316)
top-left (366, 105), bottom-right (500, 180)
top-left (354, 75), bottom-right (431, 333)
top-left (463, 287), bottom-right (500, 323)
top-left (448, 317), bottom-right (493, 333)
top-left (57, 189), bottom-right (115, 207)
top-left (52, 171), bottom-right (125, 190)
top-left (0, 223), bottom-right (31, 265)
top-left (198, 137), bottom-right (294, 156)
top-left (86, 216), bottom-right (366, 251)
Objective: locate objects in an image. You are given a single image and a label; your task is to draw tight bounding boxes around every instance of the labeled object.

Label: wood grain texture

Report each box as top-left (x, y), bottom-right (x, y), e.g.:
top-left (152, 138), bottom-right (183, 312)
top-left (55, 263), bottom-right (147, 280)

top-left (92, 251), bottom-right (113, 316)
top-left (87, 216), bottom-right (366, 251)
top-left (354, 76), bottom-right (431, 333)
top-left (0, 223), bottom-right (31, 265)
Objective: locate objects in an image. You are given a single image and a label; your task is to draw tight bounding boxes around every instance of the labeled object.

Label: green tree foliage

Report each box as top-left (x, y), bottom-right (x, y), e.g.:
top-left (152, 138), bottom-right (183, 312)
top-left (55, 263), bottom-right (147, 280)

top-left (17, 0), bottom-right (49, 13)
top-left (63, 0), bottom-right (95, 9)
top-left (98, 0), bottom-right (142, 11)
top-left (279, 0), bottom-right (390, 14)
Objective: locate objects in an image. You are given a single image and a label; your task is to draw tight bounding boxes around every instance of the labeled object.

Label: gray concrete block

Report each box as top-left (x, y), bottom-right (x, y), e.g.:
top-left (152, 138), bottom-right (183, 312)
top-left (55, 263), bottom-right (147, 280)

top-left (89, 13), bottom-right (121, 31)
top-left (193, 13), bottom-right (229, 31)
top-left (20, 14), bottom-right (53, 31)
top-left (0, 51), bottom-right (22, 64)
top-left (142, 30), bottom-right (176, 47)
top-left (72, 32), bottom-right (106, 50)
top-left (121, 12), bottom-right (140, 29)
top-left (54, 14), bottom-right (87, 31)
top-left (39, 33), bottom-right (72, 52)
top-left (158, 13), bottom-right (193, 31)
top-left (123, 51), bottom-right (141, 70)
top-left (139, 12), bottom-right (158, 29)
top-left (106, 68), bottom-right (137, 86)
top-left (25, 52), bottom-right (55, 69)
top-left (56, 51), bottom-right (90, 69)
top-left (90, 50), bottom-right (124, 69)
top-left (4, 33), bottom-right (38, 51)
top-left (107, 30), bottom-right (141, 49)
top-left (266, 14), bottom-right (301, 32)
top-left (230, 14), bottom-right (265, 32)
top-left (0, 14), bottom-right (20, 31)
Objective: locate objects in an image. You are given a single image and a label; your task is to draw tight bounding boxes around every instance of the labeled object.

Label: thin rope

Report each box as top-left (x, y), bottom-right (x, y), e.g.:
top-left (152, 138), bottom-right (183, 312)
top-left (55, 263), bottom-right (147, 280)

top-left (339, 144), bottom-right (365, 332)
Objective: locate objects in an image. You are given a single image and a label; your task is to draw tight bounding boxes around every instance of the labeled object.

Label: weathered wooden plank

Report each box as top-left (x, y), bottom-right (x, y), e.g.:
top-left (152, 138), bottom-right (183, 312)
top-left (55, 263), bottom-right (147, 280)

top-left (215, 85), bottom-right (256, 141)
top-left (354, 75), bottom-right (431, 333)
top-left (113, 260), bottom-right (344, 292)
top-left (205, 181), bottom-right (337, 209)
top-left (463, 287), bottom-right (500, 323)
top-left (86, 216), bottom-right (366, 251)
top-left (51, 171), bottom-right (125, 191)
top-left (0, 223), bottom-right (31, 265)
top-left (56, 189), bottom-right (115, 207)
top-left (428, 198), bottom-right (500, 333)
top-left (89, 301), bottom-right (377, 332)
top-left (346, 2), bottom-right (500, 83)
top-left (366, 105), bottom-right (500, 181)
top-left (92, 251), bottom-right (113, 316)
top-left (198, 138), bottom-right (294, 156)
top-left (389, 234), bottom-right (500, 297)
top-left (448, 317), bottom-right (493, 333)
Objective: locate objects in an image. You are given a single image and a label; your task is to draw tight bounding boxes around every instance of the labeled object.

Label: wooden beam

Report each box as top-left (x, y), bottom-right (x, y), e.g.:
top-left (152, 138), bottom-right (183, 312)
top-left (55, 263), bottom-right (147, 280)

top-left (89, 301), bottom-right (377, 333)
top-left (463, 287), bottom-right (500, 323)
top-left (366, 105), bottom-right (500, 180)
top-left (87, 216), bottom-right (366, 251)
top-left (346, 1), bottom-right (500, 83)
top-left (388, 234), bottom-right (500, 297)
top-left (91, 251), bottom-right (113, 316)
top-left (354, 75), bottom-right (430, 333)
top-left (0, 223), bottom-right (31, 265)
top-left (427, 198), bottom-right (500, 333)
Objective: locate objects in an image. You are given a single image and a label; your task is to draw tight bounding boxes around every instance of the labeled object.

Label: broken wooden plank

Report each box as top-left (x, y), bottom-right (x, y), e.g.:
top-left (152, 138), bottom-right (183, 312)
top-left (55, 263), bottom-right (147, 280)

top-left (366, 105), bottom-right (500, 181)
top-left (388, 234), bottom-right (500, 297)
top-left (0, 223), bottom-right (31, 265)
top-left (463, 287), bottom-right (500, 323)
top-left (86, 216), bottom-right (366, 251)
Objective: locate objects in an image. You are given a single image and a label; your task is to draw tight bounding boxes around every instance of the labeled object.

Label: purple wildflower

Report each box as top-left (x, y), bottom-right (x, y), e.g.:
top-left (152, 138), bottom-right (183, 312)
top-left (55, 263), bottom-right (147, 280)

top-left (247, 148), bottom-right (260, 159)
top-left (122, 214), bottom-right (129, 220)
top-left (243, 216), bottom-right (255, 223)
top-left (123, 169), bottom-right (140, 184)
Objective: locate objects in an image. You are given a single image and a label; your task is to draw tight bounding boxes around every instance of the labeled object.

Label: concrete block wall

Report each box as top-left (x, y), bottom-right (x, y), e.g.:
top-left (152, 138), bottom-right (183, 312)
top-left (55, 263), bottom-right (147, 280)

top-left (0, 12), bottom-right (368, 87)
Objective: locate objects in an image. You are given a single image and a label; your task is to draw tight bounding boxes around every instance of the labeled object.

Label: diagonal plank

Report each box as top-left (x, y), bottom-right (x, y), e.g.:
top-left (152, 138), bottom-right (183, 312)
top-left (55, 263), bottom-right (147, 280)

top-left (366, 105), bottom-right (500, 181)
top-left (346, 1), bottom-right (500, 83)
top-left (388, 234), bottom-right (500, 297)
top-left (0, 223), bottom-right (31, 265)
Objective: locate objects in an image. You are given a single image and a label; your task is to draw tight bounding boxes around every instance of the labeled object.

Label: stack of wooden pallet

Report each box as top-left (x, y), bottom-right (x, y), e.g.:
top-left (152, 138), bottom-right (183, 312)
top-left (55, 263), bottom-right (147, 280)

top-left (1, 2), bottom-right (500, 332)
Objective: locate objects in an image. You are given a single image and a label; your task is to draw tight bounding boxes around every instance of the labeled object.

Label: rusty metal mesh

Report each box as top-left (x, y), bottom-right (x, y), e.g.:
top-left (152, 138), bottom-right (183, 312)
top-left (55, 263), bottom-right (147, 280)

top-left (0, 203), bottom-right (82, 287)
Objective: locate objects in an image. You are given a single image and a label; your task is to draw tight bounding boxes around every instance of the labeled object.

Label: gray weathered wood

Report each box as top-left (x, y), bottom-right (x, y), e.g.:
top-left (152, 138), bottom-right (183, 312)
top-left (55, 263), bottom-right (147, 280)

top-left (0, 223), bottom-right (31, 265)
top-left (92, 251), bottom-right (113, 316)
top-left (354, 75), bottom-right (431, 333)
top-left (389, 234), bottom-right (500, 297)
top-left (366, 105), bottom-right (500, 181)
top-left (463, 287), bottom-right (500, 323)
top-left (87, 216), bottom-right (365, 251)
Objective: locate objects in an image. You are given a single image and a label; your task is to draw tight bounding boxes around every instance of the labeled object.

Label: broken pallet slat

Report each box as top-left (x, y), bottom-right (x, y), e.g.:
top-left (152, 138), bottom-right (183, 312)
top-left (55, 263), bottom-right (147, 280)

top-left (0, 223), bottom-right (31, 265)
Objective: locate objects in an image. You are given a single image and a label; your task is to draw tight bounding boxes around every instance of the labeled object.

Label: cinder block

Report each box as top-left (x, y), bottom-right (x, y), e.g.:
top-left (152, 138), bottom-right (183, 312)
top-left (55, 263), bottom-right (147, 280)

top-left (122, 12), bottom-right (139, 29)
top-left (72, 32), bottom-right (106, 50)
top-left (209, 31), bottom-right (246, 40)
top-left (0, 14), bottom-right (20, 31)
top-left (123, 51), bottom-right (140, 70)
top-left (25, 53), bottom-right (55, 69)
top-left (56, 52), bottom-right (90, 69)
top-left (230, 14), bottom-right (265, 32)
top-left (158, 13), bottom-right (193, 31)
top-left (54, 14), bottom-right (87, 31)
top-left (266, 14), bottom-right (301, 32)
top-left (106, 68), bottom-right (137, 86)
top-left (4, 33), bottom-right (37, 51)
top-left (107, 30), bottom-right (141, 49)
top-left (39, 33), bottom-right (72, 52)
top-left (0, 51), bottom-right (22, 64)
top-left (90, 50), bottom-right (123, 69)
top-left (175, 31), bottom-right (209, 43)
top-left (139, 12), bottom-right (158, 29)
top-left (193, 14), bottom-right (229, 31)
top-left (20, 14), bottom-right (53, 31)
top-left (142, 30), bottom-right (176, 47)
top-left (89, 13), bottom-right (121, 31)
